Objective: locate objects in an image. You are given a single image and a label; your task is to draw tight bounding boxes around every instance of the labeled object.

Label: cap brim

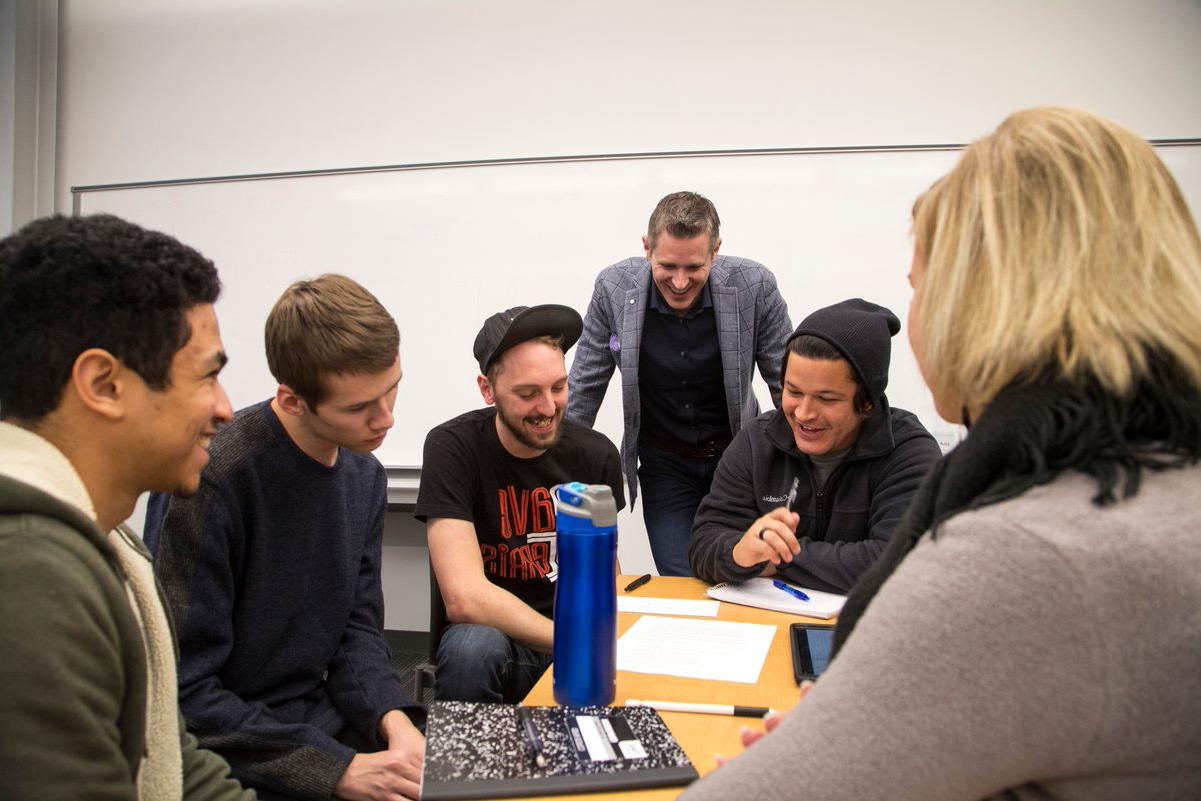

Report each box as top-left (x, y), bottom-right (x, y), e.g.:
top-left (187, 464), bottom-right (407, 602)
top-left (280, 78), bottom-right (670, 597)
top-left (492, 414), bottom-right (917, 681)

top-left (486, 304), bottom-right (583, 372)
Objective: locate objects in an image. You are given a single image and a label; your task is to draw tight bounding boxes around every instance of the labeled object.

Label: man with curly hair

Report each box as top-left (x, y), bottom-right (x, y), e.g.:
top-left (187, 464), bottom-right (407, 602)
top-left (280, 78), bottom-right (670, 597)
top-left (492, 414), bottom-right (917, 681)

top-left (0, 214), bottom-right (252, 801)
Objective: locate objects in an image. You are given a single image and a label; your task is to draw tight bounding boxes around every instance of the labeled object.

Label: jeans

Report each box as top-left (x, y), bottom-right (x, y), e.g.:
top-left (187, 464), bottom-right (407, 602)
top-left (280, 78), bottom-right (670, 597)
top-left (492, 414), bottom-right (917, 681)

top-left (434, 623), bottom-right (552, 703)
top-left (637, 445), bottom-right (724, 577)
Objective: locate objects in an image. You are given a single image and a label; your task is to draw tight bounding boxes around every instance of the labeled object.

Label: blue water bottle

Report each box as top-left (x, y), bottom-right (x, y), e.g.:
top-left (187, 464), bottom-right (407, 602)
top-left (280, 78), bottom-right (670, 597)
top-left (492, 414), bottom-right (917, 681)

top-left (552, 481), bottom-right (618, 707)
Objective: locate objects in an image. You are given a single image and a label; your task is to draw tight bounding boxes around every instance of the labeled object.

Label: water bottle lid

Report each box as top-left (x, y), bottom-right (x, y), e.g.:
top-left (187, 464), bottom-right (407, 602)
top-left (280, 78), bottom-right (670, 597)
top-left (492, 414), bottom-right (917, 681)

top-left (552, 482), bottom-right (618, 527)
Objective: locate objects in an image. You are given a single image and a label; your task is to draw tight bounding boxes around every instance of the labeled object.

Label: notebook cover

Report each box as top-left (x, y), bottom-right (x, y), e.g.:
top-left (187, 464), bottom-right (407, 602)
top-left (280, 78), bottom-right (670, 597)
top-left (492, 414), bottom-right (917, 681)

top-left (707, 577), bottom-right (846, 619)
top-left (421, 701), bottom-right (699, 800)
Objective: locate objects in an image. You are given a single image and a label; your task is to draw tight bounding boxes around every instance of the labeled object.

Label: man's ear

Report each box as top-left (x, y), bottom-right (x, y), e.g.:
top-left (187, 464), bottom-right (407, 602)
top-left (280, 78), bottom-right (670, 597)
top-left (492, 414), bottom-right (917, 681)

top-left (642, 235), bottom-right (652, 260)
top-left (710, 237), bottom-right (722, 257)
top-left (71, 348), bottom-right (128, 421)
top-left (275, 384), bottom-right (308, 418)
top-left (477, 374), bottom-right (496, 406)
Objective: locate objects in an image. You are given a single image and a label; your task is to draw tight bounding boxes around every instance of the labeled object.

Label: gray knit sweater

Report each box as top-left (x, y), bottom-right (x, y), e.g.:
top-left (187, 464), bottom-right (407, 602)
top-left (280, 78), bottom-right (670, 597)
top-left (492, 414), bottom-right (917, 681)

top-left (680, 464), bottom-right (1201, 801)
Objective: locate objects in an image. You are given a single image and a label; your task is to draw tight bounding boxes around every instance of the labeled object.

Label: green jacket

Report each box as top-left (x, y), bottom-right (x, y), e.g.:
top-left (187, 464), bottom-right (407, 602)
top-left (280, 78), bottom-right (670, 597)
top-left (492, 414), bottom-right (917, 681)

top-left (0, 465), bottom-right (254, 800)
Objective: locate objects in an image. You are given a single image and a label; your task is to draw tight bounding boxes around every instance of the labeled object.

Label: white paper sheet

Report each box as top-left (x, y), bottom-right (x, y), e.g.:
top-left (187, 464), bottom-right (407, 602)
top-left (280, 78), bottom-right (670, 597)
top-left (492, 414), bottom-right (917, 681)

top-left (616, 615), bottom-right (777, 684)
top-left (707, 578), bottom-right (846, 619)
top-left (616, 596), bottom-right (720, 618)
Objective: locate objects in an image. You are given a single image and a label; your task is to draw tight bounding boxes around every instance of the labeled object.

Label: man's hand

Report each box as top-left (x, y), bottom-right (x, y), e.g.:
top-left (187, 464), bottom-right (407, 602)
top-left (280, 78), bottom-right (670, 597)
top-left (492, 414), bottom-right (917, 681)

top-left (333, 711), bottom-right (424, 801)
top-left (731, 507), bottom-right (800, 570)
top-left (378, 710), bottom-right (425, 761)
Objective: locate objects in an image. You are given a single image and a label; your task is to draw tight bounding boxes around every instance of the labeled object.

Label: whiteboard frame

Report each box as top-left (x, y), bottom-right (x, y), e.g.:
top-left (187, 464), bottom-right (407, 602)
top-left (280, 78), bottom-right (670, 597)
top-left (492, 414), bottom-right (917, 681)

top-left (72, 138), bottom-right (1201, 492)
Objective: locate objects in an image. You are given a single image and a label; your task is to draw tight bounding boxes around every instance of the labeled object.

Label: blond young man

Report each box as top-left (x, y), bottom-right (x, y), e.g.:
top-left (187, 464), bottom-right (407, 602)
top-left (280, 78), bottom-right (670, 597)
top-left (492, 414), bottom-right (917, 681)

top-left (146, 275), bottom-right (423, 801)
top-left (0, 214), bottom-right (252, 800)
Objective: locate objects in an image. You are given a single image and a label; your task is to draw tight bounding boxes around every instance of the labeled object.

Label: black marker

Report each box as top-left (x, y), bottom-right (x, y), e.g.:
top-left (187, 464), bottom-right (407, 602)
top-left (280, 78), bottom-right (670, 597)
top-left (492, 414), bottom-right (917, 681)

top-left (623, 573), bottom-right (652, 592)
top-left (517, 706), bottom-right (547, 768)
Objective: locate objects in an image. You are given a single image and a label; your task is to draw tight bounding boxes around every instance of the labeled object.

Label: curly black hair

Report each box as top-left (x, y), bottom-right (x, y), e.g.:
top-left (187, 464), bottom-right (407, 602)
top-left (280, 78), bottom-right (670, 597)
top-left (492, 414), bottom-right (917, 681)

top-left (0, 214), bottom-right (221, 421)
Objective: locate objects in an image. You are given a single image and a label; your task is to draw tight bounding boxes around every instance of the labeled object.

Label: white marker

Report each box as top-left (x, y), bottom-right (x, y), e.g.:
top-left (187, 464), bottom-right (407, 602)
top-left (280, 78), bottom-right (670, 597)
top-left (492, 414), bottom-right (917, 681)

top-left (626, 699), bottom-right (777, 718)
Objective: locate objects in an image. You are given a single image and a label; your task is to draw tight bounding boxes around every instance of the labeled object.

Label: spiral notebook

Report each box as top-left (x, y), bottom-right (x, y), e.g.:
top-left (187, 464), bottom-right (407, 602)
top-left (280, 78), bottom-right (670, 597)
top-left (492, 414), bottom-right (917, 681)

top-left (421, 701), bottom-right (698, 800)
top-left (707, 577), bottom-right (846, 619)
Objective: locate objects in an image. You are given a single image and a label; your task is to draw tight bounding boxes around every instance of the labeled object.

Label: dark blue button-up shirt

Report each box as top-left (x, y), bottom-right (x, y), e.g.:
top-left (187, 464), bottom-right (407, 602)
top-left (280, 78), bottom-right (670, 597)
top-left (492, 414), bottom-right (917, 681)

top-left (638, 281), bottom-right (731, 447)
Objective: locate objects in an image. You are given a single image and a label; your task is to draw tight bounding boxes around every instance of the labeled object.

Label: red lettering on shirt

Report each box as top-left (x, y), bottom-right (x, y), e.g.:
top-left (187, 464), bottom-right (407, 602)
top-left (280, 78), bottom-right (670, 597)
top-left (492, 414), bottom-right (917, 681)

top-left (495, 485), bottom-right (557, 539)
top-left (487, 486), bottom-right (559, 582)
top-left (496, 542), bottom-right (509, 579)
top-left (525, 540), bottom-right (551, 579)
top-left (531, 486), bottom-right (555, 532)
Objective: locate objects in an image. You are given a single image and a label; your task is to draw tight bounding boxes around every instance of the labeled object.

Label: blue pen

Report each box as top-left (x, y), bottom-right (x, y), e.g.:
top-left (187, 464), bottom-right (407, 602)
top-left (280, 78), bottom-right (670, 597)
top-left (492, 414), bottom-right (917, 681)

top-left (772, 579), bottom-right (810, 602)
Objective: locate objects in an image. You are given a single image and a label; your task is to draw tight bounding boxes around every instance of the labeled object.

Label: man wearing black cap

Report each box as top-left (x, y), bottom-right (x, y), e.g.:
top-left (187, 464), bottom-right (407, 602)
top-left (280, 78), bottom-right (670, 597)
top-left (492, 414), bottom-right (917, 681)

top-left (689, 299), bottom-right (941, 593)
top-left (415, 305), bottom-right (624, 703)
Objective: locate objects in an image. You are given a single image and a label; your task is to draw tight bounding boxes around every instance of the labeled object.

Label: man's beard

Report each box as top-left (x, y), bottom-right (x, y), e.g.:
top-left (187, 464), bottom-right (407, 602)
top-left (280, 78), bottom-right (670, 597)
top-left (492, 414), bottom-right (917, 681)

top-left (496, 404), bottom-right (563, 452)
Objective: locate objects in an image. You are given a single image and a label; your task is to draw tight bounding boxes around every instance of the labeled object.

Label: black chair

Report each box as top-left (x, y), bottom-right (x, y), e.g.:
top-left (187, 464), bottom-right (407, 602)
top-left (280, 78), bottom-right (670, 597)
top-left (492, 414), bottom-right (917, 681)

top-left (414, 561), bottom-right (447, 699)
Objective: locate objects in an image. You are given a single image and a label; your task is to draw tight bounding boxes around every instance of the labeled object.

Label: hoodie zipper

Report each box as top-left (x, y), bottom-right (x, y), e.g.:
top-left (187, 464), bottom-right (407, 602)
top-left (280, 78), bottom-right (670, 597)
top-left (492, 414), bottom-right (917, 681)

top-left (811, 462), bottom-right (847, 541)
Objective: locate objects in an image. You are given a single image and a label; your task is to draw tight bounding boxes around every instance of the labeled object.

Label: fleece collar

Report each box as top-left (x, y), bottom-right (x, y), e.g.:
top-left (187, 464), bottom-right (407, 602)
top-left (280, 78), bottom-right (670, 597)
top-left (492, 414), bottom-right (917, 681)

top-left (0, 421), bottom-right (97, 522)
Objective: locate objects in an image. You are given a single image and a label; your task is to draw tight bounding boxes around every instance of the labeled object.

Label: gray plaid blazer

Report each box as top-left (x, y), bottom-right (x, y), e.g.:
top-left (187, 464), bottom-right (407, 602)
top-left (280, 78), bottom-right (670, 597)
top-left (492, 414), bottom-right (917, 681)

top-left (566, 255), bottom-right (792, 506)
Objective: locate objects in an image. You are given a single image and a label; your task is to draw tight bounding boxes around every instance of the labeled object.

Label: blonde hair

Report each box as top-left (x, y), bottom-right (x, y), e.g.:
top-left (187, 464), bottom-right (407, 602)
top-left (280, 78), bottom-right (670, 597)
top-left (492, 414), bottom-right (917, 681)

top-left (265, 274), bottom-right (399, 406)
top-left (912, 107), bottom-right (1201, 410)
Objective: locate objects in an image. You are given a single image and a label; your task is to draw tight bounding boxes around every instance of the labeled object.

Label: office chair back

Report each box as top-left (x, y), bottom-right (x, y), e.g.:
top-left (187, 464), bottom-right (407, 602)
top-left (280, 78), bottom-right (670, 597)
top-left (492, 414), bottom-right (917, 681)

top-left (415, 560), bottom-right (447, 697)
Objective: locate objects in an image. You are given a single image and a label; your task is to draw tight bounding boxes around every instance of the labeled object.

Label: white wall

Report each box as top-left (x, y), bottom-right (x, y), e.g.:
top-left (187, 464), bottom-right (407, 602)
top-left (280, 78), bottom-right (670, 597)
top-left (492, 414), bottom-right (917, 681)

top-left (54, 0), bottom-right (1201, 630)
top-left (2, 0), bottom-right (58, 235)
top-left (0, 1), bottom-right (15, 235)
top-left (56, 0), bottom-right (1201, 208)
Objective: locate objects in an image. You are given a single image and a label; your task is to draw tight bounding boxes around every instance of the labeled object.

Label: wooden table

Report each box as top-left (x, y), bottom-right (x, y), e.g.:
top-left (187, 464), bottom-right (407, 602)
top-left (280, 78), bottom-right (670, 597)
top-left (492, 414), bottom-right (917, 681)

top-left (495, 575), bottom-right (834, 801)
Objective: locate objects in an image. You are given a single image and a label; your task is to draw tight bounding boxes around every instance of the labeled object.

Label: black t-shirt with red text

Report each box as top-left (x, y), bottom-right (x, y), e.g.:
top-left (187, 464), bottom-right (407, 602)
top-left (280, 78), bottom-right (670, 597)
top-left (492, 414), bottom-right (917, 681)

top-left (415, 408), bottom-right (625, 616)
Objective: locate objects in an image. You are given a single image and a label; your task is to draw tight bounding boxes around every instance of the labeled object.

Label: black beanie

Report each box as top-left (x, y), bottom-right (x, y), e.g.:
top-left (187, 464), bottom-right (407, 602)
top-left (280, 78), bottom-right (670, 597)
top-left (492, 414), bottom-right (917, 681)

top-left (786, 298), bottom-right (901, 402)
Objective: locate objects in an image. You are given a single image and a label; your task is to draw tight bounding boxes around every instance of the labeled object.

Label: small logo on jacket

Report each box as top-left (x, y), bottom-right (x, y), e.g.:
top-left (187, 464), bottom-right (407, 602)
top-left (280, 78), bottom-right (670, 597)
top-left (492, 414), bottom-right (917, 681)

top-left (761, 495), bottom-right (786, 503)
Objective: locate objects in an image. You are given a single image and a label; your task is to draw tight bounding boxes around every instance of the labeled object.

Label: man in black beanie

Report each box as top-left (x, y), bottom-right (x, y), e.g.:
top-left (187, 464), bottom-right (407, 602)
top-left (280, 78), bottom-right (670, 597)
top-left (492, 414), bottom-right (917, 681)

top-left (689, 299), bottom-right (941, 593)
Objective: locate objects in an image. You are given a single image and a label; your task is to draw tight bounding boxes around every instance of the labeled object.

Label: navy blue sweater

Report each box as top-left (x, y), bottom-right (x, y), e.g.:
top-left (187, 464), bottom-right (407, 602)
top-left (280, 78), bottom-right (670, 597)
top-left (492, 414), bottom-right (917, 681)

top-left (145, 401), bottom-right (417, 800)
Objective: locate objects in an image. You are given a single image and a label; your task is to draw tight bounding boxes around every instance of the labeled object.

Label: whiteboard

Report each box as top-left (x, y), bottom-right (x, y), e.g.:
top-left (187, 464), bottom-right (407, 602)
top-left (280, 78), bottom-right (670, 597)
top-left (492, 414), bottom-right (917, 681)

top-left (75, 144), bottom-right (1201, 467)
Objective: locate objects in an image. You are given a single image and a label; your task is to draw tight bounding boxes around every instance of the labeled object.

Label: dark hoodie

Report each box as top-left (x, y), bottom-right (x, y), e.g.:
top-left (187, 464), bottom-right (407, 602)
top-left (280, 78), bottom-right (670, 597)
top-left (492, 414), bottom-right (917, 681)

top-left (688, 300), bottom-right (941, 593)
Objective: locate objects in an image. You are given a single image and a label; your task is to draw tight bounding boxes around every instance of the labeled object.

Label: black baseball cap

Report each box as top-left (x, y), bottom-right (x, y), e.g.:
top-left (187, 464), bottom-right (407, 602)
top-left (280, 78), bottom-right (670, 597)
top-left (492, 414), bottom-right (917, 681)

top-left (473, 304), bottom-right (583, 375)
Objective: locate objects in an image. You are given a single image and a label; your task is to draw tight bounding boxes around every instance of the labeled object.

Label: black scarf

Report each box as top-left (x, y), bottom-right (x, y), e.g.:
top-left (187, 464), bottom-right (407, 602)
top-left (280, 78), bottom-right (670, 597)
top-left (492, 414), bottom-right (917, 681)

top-left (832, 365), bottom-right (1201, 655)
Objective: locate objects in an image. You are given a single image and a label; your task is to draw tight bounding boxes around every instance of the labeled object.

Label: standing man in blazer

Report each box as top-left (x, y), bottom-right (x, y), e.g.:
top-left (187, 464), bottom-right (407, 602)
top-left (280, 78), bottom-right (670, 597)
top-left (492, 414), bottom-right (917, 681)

top-left (567, 191), bottom-right (792, 576)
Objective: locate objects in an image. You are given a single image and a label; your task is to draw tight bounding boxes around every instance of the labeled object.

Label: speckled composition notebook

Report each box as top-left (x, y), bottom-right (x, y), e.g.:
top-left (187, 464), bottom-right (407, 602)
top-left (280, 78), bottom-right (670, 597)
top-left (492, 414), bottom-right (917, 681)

top-left (421, 701), bottom-right (699, 800)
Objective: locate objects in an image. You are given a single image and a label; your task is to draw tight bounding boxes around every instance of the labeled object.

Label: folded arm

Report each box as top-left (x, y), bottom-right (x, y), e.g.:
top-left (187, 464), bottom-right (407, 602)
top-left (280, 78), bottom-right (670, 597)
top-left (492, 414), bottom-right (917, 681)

top-left (689, 430), bottom-right (778, 585)
top-left (325, 496), bottom-right (421, 746)
top-left (777, 433), bottom-right (941, 592)
top-left (428, 517), bottom-right (554, 652)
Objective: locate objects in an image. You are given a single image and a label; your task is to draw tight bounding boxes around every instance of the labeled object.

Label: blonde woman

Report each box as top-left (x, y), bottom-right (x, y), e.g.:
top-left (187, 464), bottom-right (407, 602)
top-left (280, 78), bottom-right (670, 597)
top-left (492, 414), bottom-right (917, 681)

top-left (681, 107), bottom-right (1201, 800)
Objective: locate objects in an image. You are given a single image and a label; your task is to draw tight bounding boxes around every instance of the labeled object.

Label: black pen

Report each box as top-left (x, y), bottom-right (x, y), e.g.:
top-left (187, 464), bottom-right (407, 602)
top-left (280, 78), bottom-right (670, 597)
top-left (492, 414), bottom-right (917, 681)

top-left (623, 573), bottom-right (652, 593)
top-left (516, 706), bottom-right (547, 768)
